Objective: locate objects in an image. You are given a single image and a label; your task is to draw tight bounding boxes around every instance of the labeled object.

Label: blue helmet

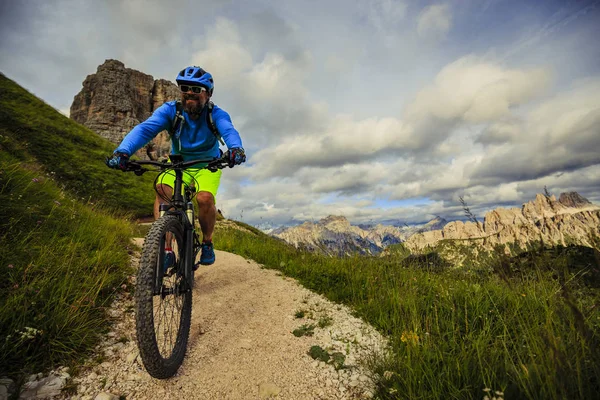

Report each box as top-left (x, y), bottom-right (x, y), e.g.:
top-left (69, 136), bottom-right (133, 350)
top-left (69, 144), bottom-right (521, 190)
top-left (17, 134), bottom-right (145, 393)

top-left (176, 66), bottom-right (214, 95)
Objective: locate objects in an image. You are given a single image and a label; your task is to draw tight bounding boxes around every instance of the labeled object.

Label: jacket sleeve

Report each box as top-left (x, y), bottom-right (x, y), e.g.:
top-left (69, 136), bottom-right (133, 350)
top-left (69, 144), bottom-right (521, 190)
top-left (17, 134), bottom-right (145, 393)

top-left (213, 108), bottom-right (243, 149)
top-left (114, 103), bottom-right (173, 156)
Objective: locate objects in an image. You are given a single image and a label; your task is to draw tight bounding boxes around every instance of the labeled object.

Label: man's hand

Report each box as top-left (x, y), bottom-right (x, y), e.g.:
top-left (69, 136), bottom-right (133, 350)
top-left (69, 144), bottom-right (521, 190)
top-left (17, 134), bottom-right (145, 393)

top-left (105, 152), bottom-right (130, 171)
top-left (226, 147), bottom-right (246, 168)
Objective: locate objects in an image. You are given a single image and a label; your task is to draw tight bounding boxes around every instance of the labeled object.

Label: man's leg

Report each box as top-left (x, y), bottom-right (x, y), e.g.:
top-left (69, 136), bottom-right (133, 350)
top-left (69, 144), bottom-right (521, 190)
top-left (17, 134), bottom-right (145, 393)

top-left (193, 168), bottom-right (221, 266)
top-left (196, 191), bottom-right (216, 241)
top-left (153, 184), bottom-right (173, 220)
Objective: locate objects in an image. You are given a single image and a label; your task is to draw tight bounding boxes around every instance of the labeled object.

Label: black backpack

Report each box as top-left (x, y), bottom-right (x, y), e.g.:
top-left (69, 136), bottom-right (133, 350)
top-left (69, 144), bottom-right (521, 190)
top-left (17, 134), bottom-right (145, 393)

top-left (170, 100), bottom-right (224, 146)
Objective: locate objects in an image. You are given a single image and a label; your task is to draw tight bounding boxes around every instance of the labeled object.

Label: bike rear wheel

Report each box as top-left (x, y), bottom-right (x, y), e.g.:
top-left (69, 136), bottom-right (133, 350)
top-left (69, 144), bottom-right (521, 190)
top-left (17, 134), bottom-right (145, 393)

top-left (135, 214), bottom-right (192, 379)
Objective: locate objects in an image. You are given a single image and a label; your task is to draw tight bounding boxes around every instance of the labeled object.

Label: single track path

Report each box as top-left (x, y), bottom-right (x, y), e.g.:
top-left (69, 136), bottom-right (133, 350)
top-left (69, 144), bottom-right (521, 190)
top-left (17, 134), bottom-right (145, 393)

top-left (65, 248), bottom-right (387, 400)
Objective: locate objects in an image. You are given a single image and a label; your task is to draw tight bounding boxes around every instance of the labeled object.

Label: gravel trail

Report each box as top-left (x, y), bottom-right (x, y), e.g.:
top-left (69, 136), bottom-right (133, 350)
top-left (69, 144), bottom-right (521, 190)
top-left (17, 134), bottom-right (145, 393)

top-left (55, 247), bottom-right (388, 400)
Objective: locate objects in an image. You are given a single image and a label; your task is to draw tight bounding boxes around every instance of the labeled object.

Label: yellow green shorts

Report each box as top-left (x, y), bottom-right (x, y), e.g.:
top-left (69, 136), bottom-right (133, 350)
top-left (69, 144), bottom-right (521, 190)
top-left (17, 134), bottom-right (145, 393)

top-left (157, 167), bottom-right (222, 201)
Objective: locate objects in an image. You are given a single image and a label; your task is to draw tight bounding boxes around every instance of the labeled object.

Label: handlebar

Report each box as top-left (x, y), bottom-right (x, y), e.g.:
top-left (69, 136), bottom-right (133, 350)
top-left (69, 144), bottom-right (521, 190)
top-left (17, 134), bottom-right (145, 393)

top-left (124, 155), bottom-right (230, 175)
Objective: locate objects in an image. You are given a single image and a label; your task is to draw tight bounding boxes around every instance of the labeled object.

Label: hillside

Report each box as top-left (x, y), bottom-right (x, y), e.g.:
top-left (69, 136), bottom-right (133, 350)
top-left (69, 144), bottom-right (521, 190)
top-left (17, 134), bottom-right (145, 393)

top-left (0, 72), bottom-right (155, 217)
top-left (0, 73), bottom-right (155, 378)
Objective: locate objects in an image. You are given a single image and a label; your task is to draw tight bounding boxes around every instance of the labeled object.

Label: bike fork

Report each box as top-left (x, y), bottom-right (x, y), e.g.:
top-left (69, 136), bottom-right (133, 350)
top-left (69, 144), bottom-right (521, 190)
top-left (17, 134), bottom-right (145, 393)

top-left (184, 225), bottom-right (195, 291)
top-left (154, 236), bottom-right (167, 295)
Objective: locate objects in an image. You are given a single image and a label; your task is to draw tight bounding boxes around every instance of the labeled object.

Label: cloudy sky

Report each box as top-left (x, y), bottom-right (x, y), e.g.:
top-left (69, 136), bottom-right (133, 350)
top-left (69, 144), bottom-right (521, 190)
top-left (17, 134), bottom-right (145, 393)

top-left (1, 0), bottom-right (599, 228)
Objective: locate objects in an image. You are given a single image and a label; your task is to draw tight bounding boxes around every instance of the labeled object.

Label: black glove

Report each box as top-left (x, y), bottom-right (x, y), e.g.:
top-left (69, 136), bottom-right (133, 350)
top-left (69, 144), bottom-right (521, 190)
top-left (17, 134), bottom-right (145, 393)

top-left (105, 152), bottom-right (130, 171)
top-left (226, 147), bottom-right (246, 168)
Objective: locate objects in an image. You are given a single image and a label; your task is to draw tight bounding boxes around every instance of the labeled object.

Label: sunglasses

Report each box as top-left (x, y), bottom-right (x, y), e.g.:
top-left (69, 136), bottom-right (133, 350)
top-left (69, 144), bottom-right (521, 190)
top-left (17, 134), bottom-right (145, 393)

top-left (179, 85), bottom-right (206, 94)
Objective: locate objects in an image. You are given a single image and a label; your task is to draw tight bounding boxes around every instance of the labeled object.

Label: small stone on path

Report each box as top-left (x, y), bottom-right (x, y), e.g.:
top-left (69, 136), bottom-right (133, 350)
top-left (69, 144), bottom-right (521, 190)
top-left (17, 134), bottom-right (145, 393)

top-left (259, 382), bottom-right (281, 398)
top-left (95, 393), bottom-right (119, 400)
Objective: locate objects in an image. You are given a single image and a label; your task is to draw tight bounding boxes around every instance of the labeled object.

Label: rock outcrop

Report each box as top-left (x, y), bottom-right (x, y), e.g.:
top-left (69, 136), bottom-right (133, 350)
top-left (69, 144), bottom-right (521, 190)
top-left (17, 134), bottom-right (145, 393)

top-left (70, 59), bottom-right (179, 159)
top-left (273, 215), bottom-right (445, 256)
top-left (406, 192), bottom-right (600, 252)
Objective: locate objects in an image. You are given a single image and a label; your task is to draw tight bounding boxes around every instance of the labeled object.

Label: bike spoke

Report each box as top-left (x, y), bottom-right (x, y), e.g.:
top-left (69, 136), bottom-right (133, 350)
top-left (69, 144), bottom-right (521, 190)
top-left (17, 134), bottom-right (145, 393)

top-left (152, 239), bottom-right (184, 359)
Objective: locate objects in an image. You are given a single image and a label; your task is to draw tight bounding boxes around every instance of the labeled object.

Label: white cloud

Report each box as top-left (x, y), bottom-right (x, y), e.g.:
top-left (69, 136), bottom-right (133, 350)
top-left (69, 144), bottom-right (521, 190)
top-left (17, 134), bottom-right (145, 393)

top-left (473, 78), bottom-right (600, 183)
top-left (249, 55), bottom-right (552, 181)
top-left (367, 0), bottom-right (408, 32)
top-left (406, 55), bottom-right (551, 124)
top-left (417, 4), bottom-right (452, 41)
top-left (191, 18), bottom-right (254, 83)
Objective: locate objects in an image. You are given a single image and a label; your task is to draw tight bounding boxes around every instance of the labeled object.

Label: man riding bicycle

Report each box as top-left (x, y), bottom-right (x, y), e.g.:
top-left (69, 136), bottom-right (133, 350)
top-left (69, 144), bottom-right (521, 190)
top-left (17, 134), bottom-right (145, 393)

top-left (106, 66), bottom-right (246, 266)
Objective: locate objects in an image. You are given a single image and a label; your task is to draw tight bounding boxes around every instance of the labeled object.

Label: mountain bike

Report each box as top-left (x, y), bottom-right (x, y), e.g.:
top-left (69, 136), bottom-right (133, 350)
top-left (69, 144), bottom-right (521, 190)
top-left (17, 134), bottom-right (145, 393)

top-left (123, 153), bottom-right (230, 379)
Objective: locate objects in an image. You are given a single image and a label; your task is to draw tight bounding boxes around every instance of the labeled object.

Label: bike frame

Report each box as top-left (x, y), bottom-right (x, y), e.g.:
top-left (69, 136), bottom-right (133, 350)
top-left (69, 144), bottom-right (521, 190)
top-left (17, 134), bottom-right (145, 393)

top-left (127, 155), bottom-right (229, 294)
top-left (157, 167), bottom-right (196, 293)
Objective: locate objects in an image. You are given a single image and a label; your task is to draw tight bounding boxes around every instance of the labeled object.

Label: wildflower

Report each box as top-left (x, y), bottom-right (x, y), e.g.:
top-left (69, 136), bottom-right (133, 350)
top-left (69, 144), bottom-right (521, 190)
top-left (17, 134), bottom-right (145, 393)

top-left (37, 220), bottom-right (42, 225)
top-left (13, 283), bottom-right (19, 289)
top-left (32, 178), bottom-right (40, 183)
top-left (18, 327), bottom-right (42, 340)
top-left (400, 330), bottom-right (419, 345)
top-left (521, 293), bottom-right (526, 297)
top-left (8, 264), bottom-right (14, 269)
top-left (383, 371), bottom-right (394, 380)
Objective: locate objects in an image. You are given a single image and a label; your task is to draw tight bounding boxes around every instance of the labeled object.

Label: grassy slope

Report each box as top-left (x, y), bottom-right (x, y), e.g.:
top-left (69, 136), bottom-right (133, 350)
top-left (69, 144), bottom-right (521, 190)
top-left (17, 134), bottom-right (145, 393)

top-left (0, 72), bottom-right (155, 216)
top-left (215, 221), bottom-right (600, 400)
top-left (0, 73), bottom-right (154, 377)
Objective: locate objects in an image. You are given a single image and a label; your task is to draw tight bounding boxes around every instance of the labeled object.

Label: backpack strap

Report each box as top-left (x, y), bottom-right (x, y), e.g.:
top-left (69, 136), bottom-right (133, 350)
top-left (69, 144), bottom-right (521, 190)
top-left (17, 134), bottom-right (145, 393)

top-left (170, 100), bottom-right (185, 137)
top-left (207, 101), bottom-right (225, 146)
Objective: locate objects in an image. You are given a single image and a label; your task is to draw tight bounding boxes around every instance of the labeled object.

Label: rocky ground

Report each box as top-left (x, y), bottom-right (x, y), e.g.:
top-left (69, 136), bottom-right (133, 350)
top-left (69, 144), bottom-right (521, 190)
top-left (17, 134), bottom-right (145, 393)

top-left (8, 244), bottom-right (389, 400)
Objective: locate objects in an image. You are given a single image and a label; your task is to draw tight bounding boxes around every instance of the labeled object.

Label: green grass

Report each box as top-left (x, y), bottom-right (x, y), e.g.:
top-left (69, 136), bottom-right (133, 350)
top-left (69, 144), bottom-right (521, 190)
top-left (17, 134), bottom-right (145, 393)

top-left (0, 151), bottom-right (138, 377)
top-left (0, 74), bottom-right (153, 379)
top-left (214, 222), bottom-right (600, 400)
top-left (0, 72), bottom-right (155, 217)
top-left (292, 324), bottom-right (316, 337)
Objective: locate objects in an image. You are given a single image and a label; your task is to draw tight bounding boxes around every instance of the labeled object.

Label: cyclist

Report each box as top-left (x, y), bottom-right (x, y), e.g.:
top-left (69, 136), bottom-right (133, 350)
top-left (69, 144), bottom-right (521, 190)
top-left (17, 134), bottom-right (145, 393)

top-left (106, 66), bottom-right (246, 266)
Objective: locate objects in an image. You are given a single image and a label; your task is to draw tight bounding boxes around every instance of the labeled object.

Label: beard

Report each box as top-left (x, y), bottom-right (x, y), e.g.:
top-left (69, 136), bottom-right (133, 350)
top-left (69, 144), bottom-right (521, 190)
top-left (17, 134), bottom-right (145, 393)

top-left (183, 94), bottom-right (205, 116)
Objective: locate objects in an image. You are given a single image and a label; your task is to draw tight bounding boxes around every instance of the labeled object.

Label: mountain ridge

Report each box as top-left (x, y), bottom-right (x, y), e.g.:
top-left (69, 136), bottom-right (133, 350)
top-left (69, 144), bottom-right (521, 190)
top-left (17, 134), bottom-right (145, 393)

top-left (271, 192), bottom-right (599, 256)
top-left (272, 215), bottom-right (446, 256)
top-left (406, 192), bottom-right (600, 252)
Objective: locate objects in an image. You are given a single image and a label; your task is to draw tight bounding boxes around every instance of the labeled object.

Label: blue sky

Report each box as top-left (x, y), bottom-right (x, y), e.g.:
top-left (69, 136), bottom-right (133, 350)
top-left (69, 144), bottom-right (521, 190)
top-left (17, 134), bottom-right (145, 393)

top-left (1, 0), bottom-right (599, 227)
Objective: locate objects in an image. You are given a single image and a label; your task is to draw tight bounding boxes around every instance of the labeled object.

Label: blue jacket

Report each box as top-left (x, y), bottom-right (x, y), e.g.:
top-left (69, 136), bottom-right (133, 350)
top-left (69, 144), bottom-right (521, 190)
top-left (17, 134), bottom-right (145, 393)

top-left (115, 101), bottom-right (243, 161)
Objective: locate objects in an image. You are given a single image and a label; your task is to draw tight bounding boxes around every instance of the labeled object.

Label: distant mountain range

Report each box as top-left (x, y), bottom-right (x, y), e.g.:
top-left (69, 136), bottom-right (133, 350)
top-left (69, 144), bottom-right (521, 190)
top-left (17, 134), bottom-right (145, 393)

top-left (269, 192), bottom-right (600, 257)
top-left (271, 215), bottom-right (447, 256)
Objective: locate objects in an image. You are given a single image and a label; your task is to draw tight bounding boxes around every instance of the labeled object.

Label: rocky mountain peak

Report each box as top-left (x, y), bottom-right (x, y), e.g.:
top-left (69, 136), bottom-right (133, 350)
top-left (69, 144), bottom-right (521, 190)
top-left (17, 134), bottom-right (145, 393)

top-left (97, 59), bottom-right (126, 72)
top-left (320, 215), bottom-right (350, 228)
top-left (423, 216), bottom-right (448, 230)
top-left (70, 59), bottom-right (179, 159)
top-left (559, 192), bottom-right (593, 208)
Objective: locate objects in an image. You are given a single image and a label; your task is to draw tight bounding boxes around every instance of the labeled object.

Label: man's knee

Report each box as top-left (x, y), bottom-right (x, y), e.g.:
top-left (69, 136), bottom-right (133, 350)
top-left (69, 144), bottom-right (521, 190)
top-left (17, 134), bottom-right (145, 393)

top-left (196, 191), bottom-right (215, 208)
top-left (156, 184), bottom-right (173, 198)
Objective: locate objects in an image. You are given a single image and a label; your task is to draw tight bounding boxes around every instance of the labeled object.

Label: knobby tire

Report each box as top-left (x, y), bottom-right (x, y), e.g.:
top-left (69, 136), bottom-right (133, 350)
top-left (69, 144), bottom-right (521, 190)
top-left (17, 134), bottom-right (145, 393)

top-left (135, 214), bottom-right (192, 379)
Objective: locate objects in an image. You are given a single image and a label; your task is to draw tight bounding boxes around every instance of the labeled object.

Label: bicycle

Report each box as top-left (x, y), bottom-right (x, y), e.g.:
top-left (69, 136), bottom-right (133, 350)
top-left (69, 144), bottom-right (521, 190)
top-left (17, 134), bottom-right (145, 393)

top-left (122, 153), bottom-right (230, 379)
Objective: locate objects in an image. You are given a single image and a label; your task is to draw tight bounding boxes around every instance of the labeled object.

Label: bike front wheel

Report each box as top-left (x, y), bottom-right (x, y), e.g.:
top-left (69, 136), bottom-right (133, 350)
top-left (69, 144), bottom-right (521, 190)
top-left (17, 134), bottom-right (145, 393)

top-left (135, 214), bottom-right (192, 379)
